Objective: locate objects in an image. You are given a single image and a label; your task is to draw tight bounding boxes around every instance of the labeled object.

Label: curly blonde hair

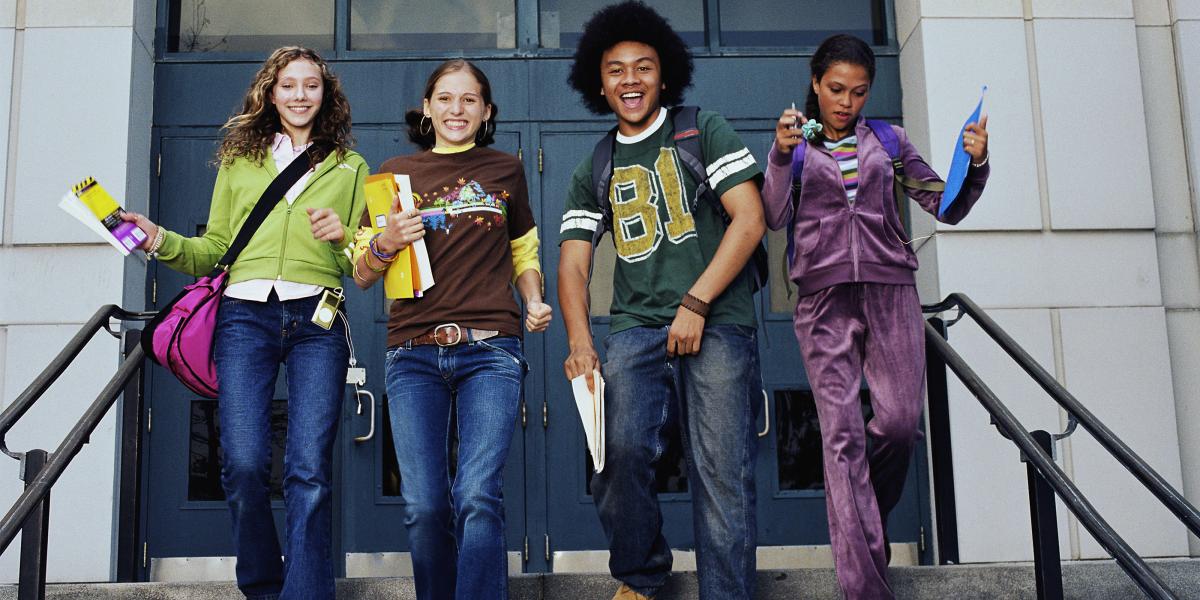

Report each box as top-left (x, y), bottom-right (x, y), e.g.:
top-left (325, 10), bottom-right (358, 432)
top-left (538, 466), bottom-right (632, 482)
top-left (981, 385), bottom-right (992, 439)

top-left (217, 46), bottom-right (353, 166)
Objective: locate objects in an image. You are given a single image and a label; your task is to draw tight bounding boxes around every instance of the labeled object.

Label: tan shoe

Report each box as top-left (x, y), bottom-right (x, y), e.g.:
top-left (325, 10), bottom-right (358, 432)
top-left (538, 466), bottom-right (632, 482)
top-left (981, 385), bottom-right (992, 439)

top-left (612, 583), bottom-right (654, 600)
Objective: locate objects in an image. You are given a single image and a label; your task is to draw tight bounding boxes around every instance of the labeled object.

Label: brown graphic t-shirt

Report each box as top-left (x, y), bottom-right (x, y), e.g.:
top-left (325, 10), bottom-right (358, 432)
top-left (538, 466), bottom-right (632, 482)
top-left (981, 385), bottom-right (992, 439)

top-left (370, 146), bottom-right (536, 346)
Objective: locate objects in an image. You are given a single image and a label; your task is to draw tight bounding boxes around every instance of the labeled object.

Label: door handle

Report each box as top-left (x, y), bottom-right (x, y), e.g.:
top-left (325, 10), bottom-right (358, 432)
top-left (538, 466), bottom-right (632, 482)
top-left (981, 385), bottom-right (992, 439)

top-left (353, 389), bottom-right (376, 443)
top-left (757, 389), bottom-right (770, 438)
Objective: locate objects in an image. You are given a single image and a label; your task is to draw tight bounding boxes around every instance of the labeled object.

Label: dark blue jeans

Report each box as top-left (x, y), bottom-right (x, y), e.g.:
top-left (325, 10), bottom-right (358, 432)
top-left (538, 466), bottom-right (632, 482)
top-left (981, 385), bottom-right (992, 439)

top-left (593, 324), bottom-right (761, 599)
top-left (213, 294), bottom-right (348, 600)
top-left (385, 335), bottom-right (526, 600)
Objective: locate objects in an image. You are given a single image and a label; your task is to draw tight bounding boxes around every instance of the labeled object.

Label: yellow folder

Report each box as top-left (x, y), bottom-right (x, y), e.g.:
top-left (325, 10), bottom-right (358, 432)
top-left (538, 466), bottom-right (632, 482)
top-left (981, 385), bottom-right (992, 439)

top-left (363, 174), bottom-right (415, 299)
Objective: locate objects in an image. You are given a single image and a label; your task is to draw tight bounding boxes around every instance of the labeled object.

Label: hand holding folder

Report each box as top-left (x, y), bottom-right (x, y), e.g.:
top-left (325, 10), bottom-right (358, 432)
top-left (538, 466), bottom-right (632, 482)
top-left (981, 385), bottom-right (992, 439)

top-left (364, 173), bottom-right (434, 299)
top-left (571, 369), bottom-right (605, 473)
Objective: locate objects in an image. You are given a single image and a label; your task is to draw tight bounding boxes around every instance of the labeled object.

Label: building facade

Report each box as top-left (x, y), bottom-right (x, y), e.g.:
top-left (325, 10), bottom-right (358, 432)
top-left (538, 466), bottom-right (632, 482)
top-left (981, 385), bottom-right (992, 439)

top-left (0, 0), bottom-right (1193, 583)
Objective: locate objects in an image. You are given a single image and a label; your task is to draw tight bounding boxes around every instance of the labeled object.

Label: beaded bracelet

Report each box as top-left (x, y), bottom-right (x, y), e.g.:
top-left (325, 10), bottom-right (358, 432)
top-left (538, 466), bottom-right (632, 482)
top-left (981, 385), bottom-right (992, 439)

top-left (971, 152), bottom-right (990, 168)
top-left (147, 227), bottom-right (166, 257)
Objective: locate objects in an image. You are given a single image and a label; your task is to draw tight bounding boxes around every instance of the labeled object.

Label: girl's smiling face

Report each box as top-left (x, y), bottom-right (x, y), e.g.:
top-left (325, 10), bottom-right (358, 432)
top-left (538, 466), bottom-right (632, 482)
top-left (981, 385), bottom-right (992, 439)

top-left (812, 61), bottom-right (871, 140)
top-left (423, 69), bottom-right (492, 148)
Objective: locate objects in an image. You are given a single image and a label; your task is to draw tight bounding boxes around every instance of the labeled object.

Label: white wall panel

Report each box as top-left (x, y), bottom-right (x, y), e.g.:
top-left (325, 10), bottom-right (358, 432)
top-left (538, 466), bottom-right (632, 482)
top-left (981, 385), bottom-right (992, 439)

top-left (1032, 0), bottom-right (1135, 18)
top-left (0, 28), bottom-right (13, 244)
top-left (1135, 0), bottom-right (1173, 24)
top-left (24, 0), bottom-right (133, 28)
top-left (1059, 307), bottom-right (1188, 558)
top-left (1035, 19), bottom-right (1155, 229)
top-left (943, 308), bottom-right (1070, 562)
top-left (11, 27), bottom-right (132, 245)
top-left (1138, 27), bottom-right (1194, 233)
top-left (936, 231), bottom-right (1162, 308)
top-left (1165, 309), bottom-right (1200, 553)
top-left (0, 324), bottom-right (119, 582)
top-left (0, 246), bottom-right (124, 324)
top-left (1157, 233), bottom-right (1200, 308)
top-left (914, 19), bottom-right (1042, 232)
top-left (1174, 21), bottom-right (1200, 227)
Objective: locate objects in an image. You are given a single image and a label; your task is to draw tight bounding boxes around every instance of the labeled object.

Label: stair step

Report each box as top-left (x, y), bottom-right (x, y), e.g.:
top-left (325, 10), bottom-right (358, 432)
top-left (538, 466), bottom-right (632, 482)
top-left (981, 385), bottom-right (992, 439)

top-left (2, 559), bottom-right (1198, 599)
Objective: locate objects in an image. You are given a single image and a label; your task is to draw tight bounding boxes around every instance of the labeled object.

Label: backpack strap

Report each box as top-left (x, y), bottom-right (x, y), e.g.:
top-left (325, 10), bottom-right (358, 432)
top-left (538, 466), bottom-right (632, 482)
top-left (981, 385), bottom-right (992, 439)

top-left (785, 142), bottom-right (807, 269)
top-left (589, 127), bottom-right (618, 249)
top-left (669, 105), bottom-right (723, 218)
top-left (866, 119), bottom-right (945, 193)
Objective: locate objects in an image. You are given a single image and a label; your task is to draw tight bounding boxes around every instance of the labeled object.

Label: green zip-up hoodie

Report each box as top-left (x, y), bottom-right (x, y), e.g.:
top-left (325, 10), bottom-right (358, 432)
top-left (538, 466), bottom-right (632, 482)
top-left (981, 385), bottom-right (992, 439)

top-left (156, 149), bottom-right (369, 288)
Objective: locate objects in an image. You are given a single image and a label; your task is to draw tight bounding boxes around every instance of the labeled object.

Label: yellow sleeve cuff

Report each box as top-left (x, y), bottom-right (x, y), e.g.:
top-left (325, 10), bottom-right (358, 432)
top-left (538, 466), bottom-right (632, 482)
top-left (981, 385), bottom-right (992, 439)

top-left (510, 227), bottom-right (542, 284)
top-left (350, 227), bottom-right (375, 265)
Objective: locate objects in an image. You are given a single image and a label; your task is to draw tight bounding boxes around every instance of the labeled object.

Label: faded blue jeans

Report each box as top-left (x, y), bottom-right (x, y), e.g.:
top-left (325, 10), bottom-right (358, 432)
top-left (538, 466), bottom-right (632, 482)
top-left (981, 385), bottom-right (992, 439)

top-left (385, 335), bottom-right (526, 600)
top-left (592, 324), bottom-right (761, 599)
top-left (213, 293), bottom-right (349, 600)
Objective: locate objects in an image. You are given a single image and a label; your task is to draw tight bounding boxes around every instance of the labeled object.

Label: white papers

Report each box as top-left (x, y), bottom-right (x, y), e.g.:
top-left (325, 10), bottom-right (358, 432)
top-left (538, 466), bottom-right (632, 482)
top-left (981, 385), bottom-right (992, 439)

top-left (393, 174), bottom-right (435, 293)
top-left (571, 369), bottom-right (605, 472)
top-left (58, 185), bottom-right (147, 256)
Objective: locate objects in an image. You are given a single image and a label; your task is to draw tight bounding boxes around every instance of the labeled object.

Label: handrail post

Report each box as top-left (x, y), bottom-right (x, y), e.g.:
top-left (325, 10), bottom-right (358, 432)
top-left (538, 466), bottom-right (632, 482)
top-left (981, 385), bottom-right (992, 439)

top-left (925, 316), bottom-right (959, 565)
top-left (1026, 430), bottom-right (1064, 600)
top-left (116, 329), bottom-right (145, 582)
top-left (17, 449), bottom-right (49, 600)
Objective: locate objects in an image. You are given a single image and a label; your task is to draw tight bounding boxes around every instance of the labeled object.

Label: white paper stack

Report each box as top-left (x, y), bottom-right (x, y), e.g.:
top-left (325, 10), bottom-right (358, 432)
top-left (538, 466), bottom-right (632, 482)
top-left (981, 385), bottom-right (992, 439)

top-left (571, 369), bottom-right (605, 472)
top-left (393, 174), bottom-right (435, 293)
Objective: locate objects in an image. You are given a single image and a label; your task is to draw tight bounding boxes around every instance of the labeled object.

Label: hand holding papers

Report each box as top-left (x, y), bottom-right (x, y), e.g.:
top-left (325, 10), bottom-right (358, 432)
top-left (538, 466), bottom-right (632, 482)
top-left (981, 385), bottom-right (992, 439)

top-left (364, 173), bottom-right (434, 299)
top-left (940, 86), bottom-right (987, 218)
top-left (571, 369), bottom-right (605, 473)
top-left (59, 177), bottom-right (148, 255)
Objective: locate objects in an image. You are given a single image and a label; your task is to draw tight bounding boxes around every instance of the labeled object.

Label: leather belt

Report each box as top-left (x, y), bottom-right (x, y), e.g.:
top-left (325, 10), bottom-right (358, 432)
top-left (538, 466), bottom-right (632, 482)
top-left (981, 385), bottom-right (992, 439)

top-left (406, 323), bottom-right (500, 347)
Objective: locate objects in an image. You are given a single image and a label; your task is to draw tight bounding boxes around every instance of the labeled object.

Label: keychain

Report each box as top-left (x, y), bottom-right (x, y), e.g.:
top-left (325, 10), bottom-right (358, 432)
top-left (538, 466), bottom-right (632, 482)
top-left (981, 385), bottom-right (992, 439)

top-left (311, 287), bottom-right (345, 330)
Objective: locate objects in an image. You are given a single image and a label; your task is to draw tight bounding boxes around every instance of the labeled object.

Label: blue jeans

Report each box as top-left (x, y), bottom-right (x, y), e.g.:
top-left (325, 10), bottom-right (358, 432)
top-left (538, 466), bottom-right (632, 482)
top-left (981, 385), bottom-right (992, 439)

top-left (593, 324), bottom-right (761, 599)
top-left (213, 293), bottom-right (349, 600)
top-left (385, 335), bottom-right (526, 600)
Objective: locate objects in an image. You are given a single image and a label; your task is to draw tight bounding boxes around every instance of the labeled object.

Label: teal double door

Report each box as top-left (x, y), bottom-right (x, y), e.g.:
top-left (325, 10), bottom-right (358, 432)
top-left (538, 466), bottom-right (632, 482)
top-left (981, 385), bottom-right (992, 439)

top-left (139, 56), bottom-right (930, 578)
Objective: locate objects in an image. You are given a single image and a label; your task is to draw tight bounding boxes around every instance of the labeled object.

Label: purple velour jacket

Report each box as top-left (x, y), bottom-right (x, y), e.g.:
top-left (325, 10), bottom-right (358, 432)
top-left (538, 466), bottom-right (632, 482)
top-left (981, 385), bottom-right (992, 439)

top-left (762, 117), bottom-right (990, 297)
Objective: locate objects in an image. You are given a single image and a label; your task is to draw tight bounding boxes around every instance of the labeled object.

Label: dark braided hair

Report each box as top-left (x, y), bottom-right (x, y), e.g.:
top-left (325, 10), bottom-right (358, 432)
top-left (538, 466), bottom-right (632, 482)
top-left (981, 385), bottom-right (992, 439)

top-left (806, 34), bottom-right (876, 127)
top-left (568, 1), bottom-right (693, 115)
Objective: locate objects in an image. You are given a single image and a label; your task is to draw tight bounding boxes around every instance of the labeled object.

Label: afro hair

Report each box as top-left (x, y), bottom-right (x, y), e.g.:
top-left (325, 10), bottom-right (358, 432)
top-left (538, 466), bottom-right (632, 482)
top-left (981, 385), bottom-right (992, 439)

top-left (568, 1), bottom-right (694, 115)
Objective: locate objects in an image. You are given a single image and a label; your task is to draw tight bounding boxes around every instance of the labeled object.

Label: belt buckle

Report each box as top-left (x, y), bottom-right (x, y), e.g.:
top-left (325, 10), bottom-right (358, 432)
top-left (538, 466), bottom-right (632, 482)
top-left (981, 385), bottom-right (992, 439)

top-left (434, 323), bottom-right (463, 347)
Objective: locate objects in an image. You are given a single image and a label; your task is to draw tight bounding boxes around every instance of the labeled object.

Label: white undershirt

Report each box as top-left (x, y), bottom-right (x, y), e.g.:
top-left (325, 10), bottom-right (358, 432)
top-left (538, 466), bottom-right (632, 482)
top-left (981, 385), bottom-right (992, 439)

top-left (224, 133), bottom-right (323, 301)
top-left (615, 108), bottom-right (668, 145)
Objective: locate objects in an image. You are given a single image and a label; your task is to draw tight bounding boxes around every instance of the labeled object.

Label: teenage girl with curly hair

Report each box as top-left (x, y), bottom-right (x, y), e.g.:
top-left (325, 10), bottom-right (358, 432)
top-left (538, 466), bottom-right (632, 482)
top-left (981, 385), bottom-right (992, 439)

top-left (124, 46), bottom-right (368, 600)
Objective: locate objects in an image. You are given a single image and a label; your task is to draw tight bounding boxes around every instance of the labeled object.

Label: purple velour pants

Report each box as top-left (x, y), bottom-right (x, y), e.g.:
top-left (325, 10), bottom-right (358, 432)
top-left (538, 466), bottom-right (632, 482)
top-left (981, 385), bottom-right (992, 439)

top-left (793, 283), bottom-right (926, 600)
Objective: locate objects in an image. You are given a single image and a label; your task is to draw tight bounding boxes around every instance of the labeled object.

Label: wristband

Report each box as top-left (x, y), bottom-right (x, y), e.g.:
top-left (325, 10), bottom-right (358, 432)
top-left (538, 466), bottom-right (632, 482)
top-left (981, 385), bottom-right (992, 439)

top-left (147, 227), bottom-right (166, 257)
top-left (971, 152), bottom-right (989, 168)
top-left (680, 292), bottom-right (710, 318)
top-left (369, 233), bottom-right (398, 263)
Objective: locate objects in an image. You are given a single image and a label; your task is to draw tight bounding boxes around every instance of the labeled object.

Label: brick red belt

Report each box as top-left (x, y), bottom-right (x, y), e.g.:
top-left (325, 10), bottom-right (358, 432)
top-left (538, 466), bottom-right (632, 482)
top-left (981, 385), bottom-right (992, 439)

top-left (406, 323), bottom-right (501, 347)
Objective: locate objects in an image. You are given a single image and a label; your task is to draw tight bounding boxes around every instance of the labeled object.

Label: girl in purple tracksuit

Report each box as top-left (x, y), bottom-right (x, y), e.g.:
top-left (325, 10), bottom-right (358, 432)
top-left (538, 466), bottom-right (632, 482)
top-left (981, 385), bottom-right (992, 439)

top-left (761, 35), bottom-right (990, 600)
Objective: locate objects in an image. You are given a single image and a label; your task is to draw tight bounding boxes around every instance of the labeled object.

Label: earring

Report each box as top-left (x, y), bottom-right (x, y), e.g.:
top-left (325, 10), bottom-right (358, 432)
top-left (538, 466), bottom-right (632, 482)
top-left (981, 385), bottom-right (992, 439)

top-left (476, 119), bottom-right (493, 144)
top-left (420, 115), bottom-right (432, 136)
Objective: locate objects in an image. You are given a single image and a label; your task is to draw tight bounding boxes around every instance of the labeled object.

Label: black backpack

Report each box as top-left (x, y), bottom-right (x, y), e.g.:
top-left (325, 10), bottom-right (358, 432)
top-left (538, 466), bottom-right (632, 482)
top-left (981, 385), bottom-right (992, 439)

top-left (588, 105), bottom-right (769, 292)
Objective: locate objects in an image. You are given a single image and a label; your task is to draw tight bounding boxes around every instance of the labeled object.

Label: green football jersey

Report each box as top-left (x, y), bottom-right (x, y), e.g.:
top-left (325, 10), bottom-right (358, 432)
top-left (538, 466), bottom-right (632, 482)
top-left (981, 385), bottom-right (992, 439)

top-left (560, 109), bottom-right (762, 334)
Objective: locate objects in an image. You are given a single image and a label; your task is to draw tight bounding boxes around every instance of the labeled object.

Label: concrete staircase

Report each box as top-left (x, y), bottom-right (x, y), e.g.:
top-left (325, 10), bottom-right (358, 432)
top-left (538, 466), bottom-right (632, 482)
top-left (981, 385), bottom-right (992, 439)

top-left (4, 559), bottom-right (1199, 599)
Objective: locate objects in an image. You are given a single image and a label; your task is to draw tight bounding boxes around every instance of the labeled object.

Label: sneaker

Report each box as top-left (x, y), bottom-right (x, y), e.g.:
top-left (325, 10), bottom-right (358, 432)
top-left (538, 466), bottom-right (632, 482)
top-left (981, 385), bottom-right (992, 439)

top-left (613, 583), bottom-right (655, 600)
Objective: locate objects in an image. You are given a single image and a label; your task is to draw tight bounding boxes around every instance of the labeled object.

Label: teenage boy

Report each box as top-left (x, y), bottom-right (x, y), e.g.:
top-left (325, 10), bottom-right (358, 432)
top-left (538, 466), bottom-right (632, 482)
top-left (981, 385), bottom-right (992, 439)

top-left (557, 3), bottom-right (766, 599)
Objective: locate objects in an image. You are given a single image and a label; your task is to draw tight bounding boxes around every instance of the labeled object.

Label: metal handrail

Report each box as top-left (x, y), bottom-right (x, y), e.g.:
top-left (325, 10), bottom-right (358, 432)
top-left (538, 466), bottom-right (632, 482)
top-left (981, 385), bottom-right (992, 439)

top-left (924, 293), bottom-right (1200, 538)
top-left (0, 305), bottom-right (153, 460)
top-left (925, 323), bottom-right (1176, 599)
top-left (0, 345), bottom-right (145, 554)
top-left (0, 304), bottom-right (153, 595)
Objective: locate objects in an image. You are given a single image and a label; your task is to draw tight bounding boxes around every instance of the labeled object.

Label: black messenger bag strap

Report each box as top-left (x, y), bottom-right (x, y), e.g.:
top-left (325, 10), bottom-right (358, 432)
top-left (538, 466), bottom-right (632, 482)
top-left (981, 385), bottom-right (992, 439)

top-left (212, 143), bottom-right (325, 273)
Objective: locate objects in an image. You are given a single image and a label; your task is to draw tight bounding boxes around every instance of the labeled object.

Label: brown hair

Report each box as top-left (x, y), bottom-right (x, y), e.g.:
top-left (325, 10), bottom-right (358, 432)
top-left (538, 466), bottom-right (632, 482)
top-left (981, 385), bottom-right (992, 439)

top-left (404, 59), bottom-right (499, 150)
top-left (216, 46), bottom-right (353, 166)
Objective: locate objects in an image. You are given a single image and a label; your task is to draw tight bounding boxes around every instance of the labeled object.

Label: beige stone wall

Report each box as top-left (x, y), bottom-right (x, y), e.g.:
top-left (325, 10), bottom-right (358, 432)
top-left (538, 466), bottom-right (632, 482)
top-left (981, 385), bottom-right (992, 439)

top-left (897, 0), bottom-right (1194, 563)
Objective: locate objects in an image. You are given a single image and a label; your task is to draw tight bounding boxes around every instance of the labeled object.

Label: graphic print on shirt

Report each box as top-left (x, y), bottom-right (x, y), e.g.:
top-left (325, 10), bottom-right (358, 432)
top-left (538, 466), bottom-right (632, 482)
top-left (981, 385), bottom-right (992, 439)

top-left (417, 177), bottom-right (510, 233)
top-left (610, 147), bottom-right (696, 262)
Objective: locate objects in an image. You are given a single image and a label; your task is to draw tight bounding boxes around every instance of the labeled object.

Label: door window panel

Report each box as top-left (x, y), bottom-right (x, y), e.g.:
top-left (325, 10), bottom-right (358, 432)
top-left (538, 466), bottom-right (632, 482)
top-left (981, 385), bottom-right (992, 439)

top-left (775, 389), bottom-right (873, 491)
top-left (188, 399), bottom-right (288, 501)
top-left (718, 0), bottom-right (887, 47)
top-left (539, 0), bottom-right (705, 49)
top-left (167, 0), bottom-right (333, 53)
top-left (350, 0), bottom-right (518, 51)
